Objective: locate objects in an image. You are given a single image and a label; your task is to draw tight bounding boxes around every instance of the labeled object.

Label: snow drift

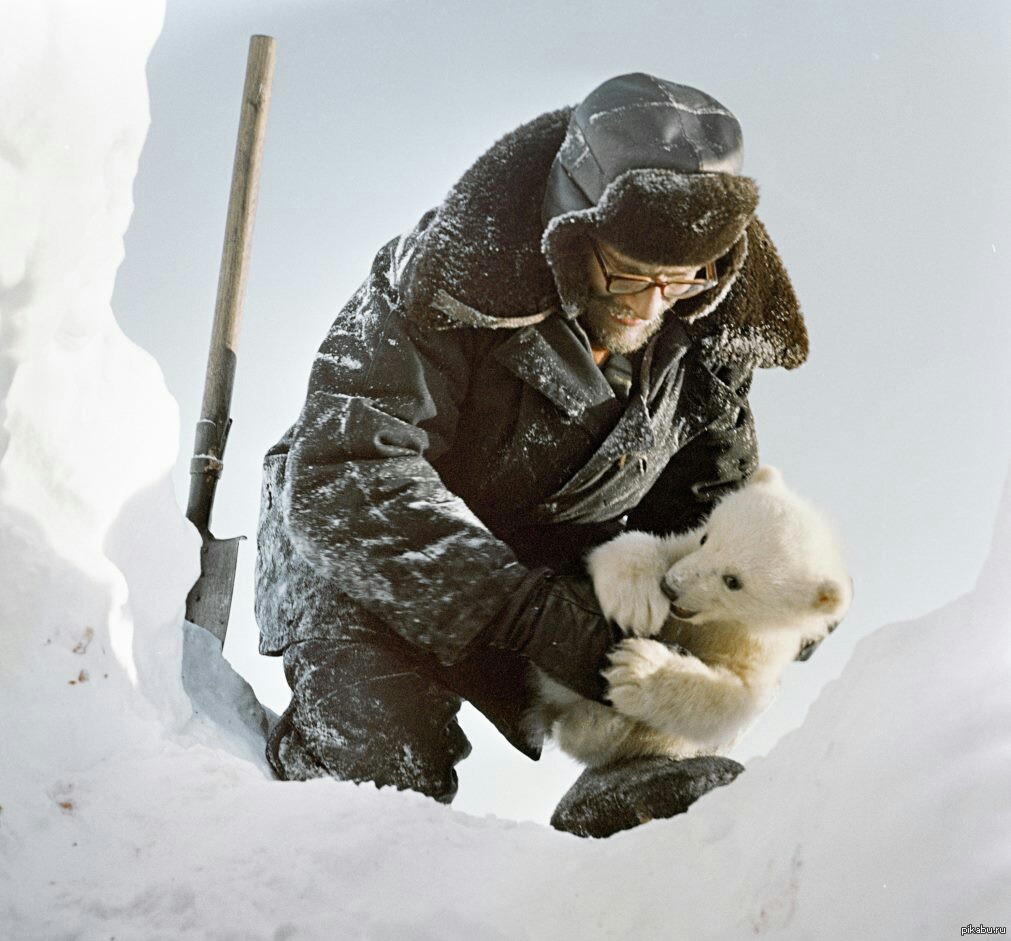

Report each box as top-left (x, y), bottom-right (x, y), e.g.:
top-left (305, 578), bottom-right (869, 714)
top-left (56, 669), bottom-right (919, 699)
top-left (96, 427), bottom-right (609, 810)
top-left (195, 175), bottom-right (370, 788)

top-left (1, 2), bottom-right (1008, 938)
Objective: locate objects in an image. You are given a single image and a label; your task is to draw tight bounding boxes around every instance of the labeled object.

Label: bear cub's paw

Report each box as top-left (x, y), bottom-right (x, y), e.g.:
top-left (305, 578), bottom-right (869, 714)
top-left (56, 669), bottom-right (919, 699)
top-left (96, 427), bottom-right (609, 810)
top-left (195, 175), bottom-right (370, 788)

top-left (603, 637), bottom-right (695, 718)
top-left (586, 532), bottom-right (672, 636)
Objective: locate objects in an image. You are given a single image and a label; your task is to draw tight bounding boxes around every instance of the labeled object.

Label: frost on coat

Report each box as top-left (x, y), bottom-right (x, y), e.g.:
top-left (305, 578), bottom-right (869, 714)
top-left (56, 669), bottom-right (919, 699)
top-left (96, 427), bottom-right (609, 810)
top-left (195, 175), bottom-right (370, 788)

top-left (258, 236), bottom-right (529, 665)
top-left (255, 100), bottom-right (808, 755)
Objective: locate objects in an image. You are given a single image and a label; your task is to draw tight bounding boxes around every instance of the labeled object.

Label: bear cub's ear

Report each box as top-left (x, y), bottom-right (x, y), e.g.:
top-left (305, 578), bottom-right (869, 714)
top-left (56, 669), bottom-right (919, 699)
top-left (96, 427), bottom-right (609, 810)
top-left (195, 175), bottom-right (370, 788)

top-left (812, 579), bottom-right (847, 615)
top-left (751, 465), bottom-right (784, 488)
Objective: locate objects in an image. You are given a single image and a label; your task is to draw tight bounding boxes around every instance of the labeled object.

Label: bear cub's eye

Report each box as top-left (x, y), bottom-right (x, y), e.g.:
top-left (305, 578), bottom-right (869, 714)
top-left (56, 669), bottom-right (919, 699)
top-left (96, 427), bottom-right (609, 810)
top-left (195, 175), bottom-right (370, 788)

top-left (723, 574), bottom-right (742, 591)
top-left (699, 534), bottom-right (708, 546)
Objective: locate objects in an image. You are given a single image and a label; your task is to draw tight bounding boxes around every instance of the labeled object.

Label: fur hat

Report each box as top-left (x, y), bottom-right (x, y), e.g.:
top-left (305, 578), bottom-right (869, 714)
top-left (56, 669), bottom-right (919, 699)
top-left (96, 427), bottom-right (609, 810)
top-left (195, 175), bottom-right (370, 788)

top-left (541, 73), bottom-right (759, 324)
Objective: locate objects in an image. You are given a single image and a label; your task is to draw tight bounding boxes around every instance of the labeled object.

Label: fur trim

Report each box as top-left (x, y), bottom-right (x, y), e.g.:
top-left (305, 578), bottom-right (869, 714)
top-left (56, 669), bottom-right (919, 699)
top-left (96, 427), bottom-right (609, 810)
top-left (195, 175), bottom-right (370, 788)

top-left (687, 217), bottom-right (809, 370)
top-left (402, 109), bottom-right (569, 325)
top-left (586, 170), bottom-right (758, 266)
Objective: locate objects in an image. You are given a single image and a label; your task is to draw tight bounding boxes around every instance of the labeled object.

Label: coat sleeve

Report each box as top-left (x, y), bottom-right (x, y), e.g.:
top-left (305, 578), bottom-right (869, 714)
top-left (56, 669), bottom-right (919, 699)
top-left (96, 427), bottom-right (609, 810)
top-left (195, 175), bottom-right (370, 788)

top-left (625, 359), bottom-right (759, 537)
top-left (279, 234), bottom-right (535, 665)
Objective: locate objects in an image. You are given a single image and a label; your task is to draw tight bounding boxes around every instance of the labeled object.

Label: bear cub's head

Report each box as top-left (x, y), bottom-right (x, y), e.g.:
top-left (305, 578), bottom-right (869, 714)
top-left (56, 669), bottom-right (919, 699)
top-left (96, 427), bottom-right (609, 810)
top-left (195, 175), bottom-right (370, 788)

top-left (663, 466), bottom-right (852, 640)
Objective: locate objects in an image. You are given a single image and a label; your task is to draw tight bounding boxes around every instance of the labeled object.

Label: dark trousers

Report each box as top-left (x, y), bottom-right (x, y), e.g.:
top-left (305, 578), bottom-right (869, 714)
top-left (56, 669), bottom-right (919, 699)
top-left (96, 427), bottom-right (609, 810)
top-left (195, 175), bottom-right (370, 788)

top-left (267, 630), bottom-right (473, 803)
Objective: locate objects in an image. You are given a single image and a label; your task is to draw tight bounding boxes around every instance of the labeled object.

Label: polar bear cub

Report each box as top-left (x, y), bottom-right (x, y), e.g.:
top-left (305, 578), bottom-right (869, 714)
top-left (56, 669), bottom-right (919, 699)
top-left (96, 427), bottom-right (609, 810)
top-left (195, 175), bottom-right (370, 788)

top-left (534, 466), bottom-right (851, 767)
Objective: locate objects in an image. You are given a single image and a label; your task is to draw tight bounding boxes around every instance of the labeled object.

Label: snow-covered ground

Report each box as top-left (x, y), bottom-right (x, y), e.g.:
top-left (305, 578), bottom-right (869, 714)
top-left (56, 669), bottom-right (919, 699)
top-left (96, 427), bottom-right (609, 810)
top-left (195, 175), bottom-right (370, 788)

top-left (1, 2), bottom-right (1009, 938)
top-left (112, 0), bottom-right (1011, 822)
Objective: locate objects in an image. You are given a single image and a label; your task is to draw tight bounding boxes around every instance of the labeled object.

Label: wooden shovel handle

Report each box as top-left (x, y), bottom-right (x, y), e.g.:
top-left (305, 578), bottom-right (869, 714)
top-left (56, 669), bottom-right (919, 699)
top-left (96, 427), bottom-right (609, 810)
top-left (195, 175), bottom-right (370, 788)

top-left (187, 35), bottom-right (276, 533)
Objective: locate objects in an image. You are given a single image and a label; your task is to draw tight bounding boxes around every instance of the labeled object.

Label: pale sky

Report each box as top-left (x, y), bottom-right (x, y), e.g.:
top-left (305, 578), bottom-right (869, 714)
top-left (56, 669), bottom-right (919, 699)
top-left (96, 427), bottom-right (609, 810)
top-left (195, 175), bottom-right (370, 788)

top-left (114, 0), bottom-right (1011, 823)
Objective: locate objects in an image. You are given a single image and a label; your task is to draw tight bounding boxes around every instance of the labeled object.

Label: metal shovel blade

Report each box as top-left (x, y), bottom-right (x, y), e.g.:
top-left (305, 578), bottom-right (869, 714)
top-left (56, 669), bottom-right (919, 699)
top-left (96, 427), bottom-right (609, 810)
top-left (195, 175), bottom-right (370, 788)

top-left (185, 532), bottom-right (246, 646)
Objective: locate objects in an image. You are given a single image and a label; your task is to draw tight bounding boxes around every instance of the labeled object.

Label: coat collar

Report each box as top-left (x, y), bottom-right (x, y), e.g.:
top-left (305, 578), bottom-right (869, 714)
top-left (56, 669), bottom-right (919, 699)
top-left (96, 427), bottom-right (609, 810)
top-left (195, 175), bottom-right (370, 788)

top-left (492, 316), bottom-right (621, 438)
top-left (491, 313), bottom-right (703, 443)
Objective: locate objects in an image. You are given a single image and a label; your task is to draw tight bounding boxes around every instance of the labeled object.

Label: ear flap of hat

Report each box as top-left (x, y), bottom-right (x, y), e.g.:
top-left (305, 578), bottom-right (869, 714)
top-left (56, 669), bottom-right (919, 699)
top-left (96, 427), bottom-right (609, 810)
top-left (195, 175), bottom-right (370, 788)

top-left (687, 216), bottom-right (809, 370)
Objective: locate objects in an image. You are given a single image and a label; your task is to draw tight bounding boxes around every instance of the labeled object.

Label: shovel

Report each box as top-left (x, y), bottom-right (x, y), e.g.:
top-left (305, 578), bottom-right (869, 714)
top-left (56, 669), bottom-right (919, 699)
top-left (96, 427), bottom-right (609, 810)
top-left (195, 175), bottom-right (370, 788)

top-left (185, 35), bottom-right (276, 646)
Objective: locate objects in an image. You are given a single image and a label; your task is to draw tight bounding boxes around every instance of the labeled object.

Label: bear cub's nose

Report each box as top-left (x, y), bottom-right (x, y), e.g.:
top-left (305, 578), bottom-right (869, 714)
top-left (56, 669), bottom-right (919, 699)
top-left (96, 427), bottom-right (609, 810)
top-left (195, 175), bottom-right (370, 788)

top-left (661, 578), bottom-right (679, 603)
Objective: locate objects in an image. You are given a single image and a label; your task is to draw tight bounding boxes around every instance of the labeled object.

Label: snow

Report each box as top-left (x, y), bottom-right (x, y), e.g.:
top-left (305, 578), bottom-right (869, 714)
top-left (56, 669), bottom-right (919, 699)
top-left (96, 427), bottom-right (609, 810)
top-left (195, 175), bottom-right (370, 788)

top-left (317, 352), bottom-right (364, 372)
top-left (1, 2), bottom-right (1009, 938)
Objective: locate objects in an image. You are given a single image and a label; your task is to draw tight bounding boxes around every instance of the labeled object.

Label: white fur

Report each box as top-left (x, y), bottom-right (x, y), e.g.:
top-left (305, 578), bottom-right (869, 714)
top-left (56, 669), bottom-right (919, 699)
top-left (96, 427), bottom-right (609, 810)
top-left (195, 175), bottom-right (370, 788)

top-left (530, 465), bottom-right (852, 767)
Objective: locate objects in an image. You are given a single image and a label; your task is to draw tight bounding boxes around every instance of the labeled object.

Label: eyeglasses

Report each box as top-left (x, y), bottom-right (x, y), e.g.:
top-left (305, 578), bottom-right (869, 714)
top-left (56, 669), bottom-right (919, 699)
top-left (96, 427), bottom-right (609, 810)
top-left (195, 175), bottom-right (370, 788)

top-left (590, 239), bottom-right (718, 300)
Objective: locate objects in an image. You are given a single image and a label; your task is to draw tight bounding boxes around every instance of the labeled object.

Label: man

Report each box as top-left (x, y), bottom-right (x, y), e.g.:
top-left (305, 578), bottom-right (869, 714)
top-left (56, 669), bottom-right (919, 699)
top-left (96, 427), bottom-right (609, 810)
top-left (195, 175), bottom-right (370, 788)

top-left (255, 73), bottom-right (808, 829)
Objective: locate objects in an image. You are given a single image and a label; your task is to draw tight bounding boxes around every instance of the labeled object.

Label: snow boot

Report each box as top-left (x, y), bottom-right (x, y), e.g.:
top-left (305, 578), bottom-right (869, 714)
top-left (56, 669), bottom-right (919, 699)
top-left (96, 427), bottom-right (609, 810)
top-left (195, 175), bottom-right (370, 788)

top-left (550, 755), bottom-right (744, 838)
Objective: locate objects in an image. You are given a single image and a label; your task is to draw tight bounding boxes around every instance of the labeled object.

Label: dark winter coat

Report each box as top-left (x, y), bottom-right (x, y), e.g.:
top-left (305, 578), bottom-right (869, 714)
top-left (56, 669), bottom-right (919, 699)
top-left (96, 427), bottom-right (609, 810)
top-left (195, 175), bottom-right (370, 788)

top-left (255, 96), bottom-right (808, 758)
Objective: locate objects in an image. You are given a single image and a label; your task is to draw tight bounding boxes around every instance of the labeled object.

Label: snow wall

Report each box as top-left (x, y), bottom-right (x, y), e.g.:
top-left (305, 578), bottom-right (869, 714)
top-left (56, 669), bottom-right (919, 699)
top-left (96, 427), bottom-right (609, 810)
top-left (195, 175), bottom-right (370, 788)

top-left (0, 2), bottom-right (1008, 938)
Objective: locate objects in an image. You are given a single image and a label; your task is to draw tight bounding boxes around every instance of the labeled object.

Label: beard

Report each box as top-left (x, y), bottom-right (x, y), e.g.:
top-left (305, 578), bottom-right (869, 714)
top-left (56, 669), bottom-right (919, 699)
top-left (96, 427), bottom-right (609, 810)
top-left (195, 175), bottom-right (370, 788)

top-left (573, 287), bottom-right (672, 355)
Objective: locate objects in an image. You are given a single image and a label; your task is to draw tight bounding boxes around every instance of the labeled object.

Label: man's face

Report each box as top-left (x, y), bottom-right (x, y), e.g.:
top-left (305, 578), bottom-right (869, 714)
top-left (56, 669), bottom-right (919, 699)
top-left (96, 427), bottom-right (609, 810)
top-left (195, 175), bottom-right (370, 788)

top-left (577, 241), bottom-right (709, 355)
